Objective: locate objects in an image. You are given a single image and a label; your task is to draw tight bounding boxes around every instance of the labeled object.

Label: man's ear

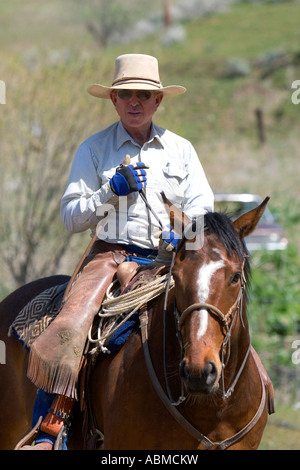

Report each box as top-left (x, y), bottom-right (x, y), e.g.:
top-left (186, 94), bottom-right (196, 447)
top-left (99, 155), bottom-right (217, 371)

top-left (232, 197), bottom-right (270, 239)
top-left (110, 91), bottom-right (117, 107)
top-left (155, 92), bottom-right (163, 108)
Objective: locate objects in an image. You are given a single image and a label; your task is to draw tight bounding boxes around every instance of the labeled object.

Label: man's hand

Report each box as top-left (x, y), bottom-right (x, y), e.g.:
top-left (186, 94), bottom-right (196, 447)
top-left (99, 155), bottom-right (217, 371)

top-left (110, 162), bottom-right (148, 196)
top-left (160, 224), bottom-right (181, 251)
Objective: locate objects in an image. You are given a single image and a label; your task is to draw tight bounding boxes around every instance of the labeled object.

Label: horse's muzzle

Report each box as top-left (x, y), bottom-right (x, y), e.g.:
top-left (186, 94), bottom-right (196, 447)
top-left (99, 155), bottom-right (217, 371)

top-left (179, 359), bottom-right (219, 395)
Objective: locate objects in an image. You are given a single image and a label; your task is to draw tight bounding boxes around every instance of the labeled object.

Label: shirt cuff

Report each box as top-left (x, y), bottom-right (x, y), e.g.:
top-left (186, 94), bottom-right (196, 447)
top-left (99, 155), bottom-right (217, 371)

top-left (93, 181), bottom-right (119, 207)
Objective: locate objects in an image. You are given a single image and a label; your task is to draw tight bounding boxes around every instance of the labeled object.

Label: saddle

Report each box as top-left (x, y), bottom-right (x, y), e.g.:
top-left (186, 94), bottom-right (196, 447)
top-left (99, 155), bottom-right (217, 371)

top-left (9, 260), bottom-right (167, 355)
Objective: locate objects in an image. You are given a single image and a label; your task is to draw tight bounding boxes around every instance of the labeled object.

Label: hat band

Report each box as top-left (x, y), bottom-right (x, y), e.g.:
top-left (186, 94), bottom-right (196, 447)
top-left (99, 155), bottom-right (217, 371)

top-left (112, 77), bottom-right (163, 89)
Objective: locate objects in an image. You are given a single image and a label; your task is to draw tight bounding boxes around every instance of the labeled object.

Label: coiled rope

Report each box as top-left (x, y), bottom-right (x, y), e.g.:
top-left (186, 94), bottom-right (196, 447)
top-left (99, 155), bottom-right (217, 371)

top-left (88, 273), bottom-right (174, 352)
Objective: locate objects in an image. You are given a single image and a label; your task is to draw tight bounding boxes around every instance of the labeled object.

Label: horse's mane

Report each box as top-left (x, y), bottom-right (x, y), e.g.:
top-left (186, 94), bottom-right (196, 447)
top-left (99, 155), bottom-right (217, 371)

top-left (203, 211), bottom-right (251, 287)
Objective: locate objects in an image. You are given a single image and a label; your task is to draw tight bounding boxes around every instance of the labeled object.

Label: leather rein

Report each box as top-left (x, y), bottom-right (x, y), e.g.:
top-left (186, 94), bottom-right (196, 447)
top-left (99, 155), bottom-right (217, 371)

top-left (139, 251), bottom-right (266, 450)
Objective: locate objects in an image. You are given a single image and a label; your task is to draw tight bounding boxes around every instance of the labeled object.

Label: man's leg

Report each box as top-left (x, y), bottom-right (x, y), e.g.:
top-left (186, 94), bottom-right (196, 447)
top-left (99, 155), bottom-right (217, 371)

top-left (18, 241), bottom-right (127, 450)
top-left (18, 391), bottom-right (74, 450)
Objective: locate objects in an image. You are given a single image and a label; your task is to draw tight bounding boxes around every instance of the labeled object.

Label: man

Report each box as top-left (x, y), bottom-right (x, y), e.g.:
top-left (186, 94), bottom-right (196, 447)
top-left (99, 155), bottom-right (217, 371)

top-left (19, 54), bottom-right (214, 450)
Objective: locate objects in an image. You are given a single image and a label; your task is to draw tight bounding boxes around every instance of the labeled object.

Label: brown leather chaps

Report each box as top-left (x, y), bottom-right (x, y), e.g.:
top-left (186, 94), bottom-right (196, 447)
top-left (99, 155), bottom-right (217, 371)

top-left (27, 240), bottom-right (131, 399)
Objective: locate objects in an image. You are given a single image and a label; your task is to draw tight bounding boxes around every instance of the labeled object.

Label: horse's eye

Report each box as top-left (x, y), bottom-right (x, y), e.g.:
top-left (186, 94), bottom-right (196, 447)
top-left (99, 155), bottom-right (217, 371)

top-left (230, 272), bottom-right (242, 285)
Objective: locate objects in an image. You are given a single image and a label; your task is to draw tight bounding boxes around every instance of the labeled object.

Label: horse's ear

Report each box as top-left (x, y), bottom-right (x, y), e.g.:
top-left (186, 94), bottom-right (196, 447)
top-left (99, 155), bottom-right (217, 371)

top-left (161, 192), bottom-right (191, 229)
top-left (232, 197), bottom-right (270, 239)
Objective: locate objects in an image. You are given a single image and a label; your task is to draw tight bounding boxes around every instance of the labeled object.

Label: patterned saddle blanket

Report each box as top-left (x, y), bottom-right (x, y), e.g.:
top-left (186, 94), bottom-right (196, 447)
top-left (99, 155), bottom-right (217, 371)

top-left (9, 282), bottom-right (68, 350)
top-left (9, 280), bottom-right (139, 354)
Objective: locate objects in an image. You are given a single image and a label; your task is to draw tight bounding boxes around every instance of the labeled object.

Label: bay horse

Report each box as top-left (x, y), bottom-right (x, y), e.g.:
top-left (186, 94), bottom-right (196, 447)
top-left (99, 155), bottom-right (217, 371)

top-left (0, 198), bottom-right (274, 450)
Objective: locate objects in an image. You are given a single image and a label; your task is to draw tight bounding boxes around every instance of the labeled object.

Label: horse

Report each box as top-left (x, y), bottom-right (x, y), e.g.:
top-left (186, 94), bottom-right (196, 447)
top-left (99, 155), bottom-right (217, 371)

top-left (0, 275), bottom-right (70, 449)
top-left (0, 198), bottom-right (274, 450)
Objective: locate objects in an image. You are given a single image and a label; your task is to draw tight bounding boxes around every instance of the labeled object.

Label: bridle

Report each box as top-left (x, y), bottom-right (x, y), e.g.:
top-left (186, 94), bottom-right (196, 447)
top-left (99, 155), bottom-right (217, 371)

top-left (139, 248), bottom-right (266, 449)
top-left (174, 264), bottom-right (249, 401)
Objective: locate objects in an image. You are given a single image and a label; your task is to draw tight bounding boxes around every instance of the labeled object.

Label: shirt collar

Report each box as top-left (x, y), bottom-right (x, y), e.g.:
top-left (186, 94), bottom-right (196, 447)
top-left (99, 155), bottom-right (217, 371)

top-left (116, 121), bottom-right (164, 150)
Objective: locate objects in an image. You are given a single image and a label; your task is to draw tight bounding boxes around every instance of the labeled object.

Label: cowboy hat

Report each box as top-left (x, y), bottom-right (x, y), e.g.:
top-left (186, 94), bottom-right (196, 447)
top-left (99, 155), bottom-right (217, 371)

top-left (87, 54), bottom-right (186, 99)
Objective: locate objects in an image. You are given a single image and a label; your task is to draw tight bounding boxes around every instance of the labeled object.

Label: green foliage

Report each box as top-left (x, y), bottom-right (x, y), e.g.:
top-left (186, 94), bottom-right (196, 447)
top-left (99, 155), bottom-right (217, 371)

top-left (248, 243), bottom-right (300, 368)
top-left (249, 191), bottom-right (300, 344)
top-left (250, 246), bottom-right (300, 337)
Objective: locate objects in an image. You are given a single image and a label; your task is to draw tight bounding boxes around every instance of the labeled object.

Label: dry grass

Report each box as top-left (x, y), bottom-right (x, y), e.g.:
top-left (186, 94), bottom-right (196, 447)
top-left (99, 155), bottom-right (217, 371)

top-left (259, 405), bottom-right (300, 450)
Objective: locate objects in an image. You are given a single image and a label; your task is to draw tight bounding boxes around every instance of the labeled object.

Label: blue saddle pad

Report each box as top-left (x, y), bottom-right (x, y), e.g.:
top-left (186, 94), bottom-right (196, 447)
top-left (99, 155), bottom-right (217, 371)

top-left (105, 255), bottom-right (154, 352)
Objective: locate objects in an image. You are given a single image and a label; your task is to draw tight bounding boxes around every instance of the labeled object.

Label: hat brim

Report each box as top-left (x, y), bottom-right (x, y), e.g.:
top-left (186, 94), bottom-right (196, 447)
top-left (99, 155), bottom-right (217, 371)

top-left (87, 83), bottom-right (186, 99)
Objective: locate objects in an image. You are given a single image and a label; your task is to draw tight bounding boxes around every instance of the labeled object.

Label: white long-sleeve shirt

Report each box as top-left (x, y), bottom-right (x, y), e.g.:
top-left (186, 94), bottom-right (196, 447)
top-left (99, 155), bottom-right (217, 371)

top-left (60, 121), bottom-right (214, 249)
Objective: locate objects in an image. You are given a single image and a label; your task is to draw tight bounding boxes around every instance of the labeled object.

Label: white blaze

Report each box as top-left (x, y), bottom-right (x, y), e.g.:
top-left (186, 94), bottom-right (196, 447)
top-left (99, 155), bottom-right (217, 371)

top-left (196, 260), bottom-right (224, 339)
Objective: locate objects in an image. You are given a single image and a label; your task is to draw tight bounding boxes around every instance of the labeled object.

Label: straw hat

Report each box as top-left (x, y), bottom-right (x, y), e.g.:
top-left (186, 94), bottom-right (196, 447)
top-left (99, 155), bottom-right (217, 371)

top-left (87, 54), bottom-right (186, 99)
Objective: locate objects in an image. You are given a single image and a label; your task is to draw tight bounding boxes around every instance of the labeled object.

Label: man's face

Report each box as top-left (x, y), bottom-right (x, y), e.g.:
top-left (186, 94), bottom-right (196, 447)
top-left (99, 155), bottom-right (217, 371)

top-left (110, 90), bottom-right (163, 134)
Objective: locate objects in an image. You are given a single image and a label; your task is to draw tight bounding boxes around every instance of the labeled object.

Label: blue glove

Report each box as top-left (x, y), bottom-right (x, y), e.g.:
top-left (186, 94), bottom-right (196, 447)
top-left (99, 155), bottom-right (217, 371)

top-left (110, 162), bottom-right (148, 196)
top-left (161, 224), bottom-right (181, 251)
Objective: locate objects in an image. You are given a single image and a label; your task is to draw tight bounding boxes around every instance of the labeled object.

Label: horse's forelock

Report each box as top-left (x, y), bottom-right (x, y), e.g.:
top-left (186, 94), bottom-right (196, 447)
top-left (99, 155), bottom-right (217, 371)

top-left (179, 212), bottom-right (250, 284)
top-left (203, 212), bottom-right (246, 255)
top-left (202, 211), bottom-right (251, 288)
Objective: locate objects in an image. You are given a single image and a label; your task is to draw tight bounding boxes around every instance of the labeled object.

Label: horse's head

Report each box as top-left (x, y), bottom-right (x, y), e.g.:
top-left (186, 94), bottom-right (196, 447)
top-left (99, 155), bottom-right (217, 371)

top-left (166, 195), bottom-right (269, 398)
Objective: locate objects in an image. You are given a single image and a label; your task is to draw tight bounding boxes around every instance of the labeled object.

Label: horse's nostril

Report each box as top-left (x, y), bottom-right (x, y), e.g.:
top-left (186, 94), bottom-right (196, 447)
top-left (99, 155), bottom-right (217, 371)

top-left (180, 360), bottom-right (218, 385)
top-left (179, 359), bottom-right (188, 379)
top-left (204, 361), bottom-right (218, 385)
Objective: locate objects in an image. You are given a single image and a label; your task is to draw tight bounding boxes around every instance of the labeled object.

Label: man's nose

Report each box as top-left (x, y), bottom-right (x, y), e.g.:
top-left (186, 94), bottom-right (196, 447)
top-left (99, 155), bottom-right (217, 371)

top-left (128, 92), bottom-right (142, 105)
top-left (129, 95), bottom-right (139, 105)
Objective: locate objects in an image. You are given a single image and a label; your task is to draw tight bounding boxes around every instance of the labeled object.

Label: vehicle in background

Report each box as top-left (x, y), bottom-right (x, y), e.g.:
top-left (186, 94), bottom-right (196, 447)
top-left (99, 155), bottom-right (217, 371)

top-left (214, 193), bottom-right (288, 252)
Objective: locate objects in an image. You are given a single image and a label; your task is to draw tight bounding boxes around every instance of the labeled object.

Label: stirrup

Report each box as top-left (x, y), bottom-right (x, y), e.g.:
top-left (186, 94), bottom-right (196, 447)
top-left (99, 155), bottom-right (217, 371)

top-left (14, 416), bottom-right (68, 450)
top-left (53, 423), bottom-right (69, 450)
top-left (14, 416), bottom-right (43, 450)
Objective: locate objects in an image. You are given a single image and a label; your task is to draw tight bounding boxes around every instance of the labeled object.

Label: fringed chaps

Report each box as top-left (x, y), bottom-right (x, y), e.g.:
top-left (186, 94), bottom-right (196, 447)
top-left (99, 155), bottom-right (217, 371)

top-left (27, 241), bottom-right (127, 399)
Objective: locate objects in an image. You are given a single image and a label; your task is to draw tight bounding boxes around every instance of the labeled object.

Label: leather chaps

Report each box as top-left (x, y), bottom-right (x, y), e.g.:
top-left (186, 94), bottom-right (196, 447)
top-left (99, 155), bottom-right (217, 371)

top-left (27, 240), bottom-right (131, 399)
